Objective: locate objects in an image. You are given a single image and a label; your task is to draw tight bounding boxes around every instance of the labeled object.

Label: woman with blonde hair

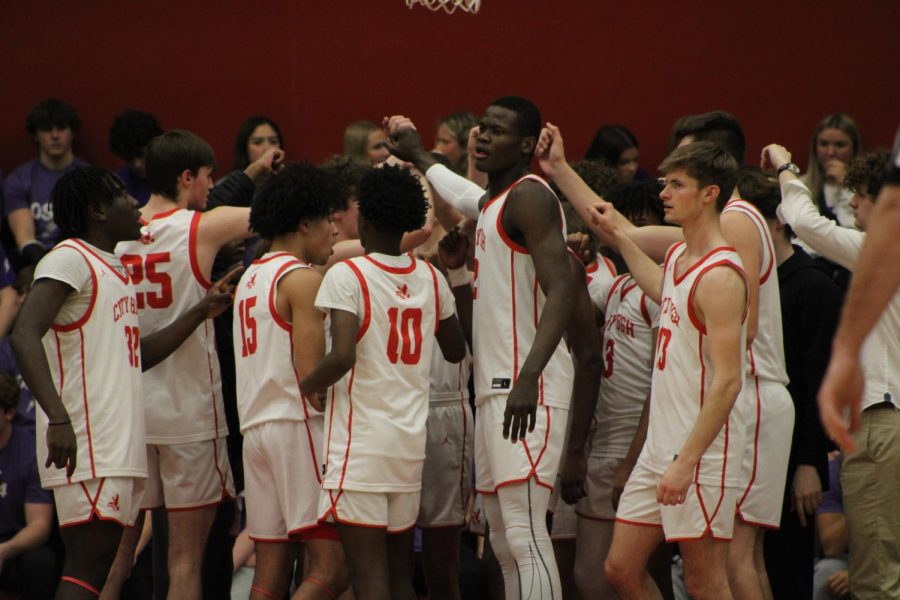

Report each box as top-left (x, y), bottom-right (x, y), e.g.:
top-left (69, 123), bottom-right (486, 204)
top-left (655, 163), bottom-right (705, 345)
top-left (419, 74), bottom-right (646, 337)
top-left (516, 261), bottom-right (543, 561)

top-left (804, 113), bottom-right (862, 227)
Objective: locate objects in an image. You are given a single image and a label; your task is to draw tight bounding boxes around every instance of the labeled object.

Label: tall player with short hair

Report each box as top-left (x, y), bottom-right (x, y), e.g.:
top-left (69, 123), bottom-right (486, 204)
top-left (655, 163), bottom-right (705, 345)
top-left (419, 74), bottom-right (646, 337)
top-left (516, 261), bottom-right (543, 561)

top-left (385, 96), bottom-right (604, 600)
top-left (564, 141), bottom-right (749, 600)
top-left (300, 165), bottom-right (466, 600)
top-left (11, 167), bottom-right (236, 599)
top-left (234, 163), bottom-right (349, 600)
top-left (114, 130), bottom-right (257, 599)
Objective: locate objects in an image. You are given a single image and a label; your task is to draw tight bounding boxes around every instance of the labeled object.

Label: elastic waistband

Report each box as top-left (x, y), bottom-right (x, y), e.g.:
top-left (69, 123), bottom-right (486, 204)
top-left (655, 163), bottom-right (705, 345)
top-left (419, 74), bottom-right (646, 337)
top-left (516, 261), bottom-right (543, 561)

top-left (429, 393), bottom-right (470, 407)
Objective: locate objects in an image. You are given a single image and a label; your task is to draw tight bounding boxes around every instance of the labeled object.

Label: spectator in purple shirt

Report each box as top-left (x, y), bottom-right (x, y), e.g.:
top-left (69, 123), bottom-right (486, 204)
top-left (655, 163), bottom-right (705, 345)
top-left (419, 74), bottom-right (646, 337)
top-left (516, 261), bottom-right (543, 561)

top-left (815, 454), bottom-right (849, 599)
top-left (2, 99), bottom-right (88, 267)
top-left (0, 371), bottom-right (57, 600)
top-left (109, 109), bottom-right (163, 207)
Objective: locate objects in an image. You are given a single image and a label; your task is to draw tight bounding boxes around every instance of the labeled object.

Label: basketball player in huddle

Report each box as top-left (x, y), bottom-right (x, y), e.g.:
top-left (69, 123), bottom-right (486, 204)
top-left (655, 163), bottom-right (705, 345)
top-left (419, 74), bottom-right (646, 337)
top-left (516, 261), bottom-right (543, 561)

top-left (545, 137), bottom-right (749, 599)
top-left (541, 118), bottom-right (793, 599)
top-left (233, 163), bottom-right (350, 600)
top-left (385, 96), bottom-right (603, 600)
top-left (299, 165), bottom-right (466, 600)
top-left (11, 167), bottom-right (237, 599)
top-left (114, 130), bottom-right (257, 598)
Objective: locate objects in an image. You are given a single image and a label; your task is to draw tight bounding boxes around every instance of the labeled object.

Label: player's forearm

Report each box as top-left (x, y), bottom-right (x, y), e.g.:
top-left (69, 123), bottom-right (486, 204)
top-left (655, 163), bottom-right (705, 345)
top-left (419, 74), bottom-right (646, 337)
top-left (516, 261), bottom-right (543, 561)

top-left (778, 179), bottom-right (863, 271)
top-left (615, 234), bottom-right (664, 304)
top-left (139, 303), bottom-right (208, 370)
top-left (831, 184), bottom-right (900, 353)
top-left (299, 351), bottom-right (354, 396)
top-left (424, 164), bottom-right (482, 220)
top-left (449, 281), bottom-right (473, 350)
top-left (0, 513), bottom-right (52, 558)
top-left (548, 161), bottom-right (609, 230)
top-left (676, 372), bottom-right (741, 466)
top-left (0, 286), bottom-right (20, 338)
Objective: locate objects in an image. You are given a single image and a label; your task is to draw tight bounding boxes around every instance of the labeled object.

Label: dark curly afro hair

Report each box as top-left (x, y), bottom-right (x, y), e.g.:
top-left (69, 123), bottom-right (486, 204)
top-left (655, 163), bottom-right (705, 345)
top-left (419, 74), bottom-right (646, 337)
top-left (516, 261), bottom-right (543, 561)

top-left (250, 162), bottom-right (340, 240)
top-left (109, 109), bottom-right (163, 161)
top-left (356, 165), bottom-right (429, 234)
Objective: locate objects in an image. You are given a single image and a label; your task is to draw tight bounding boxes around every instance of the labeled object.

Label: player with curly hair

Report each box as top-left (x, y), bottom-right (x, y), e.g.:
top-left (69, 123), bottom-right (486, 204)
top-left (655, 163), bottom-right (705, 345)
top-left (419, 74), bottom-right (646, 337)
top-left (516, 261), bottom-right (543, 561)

top-left (108, 109), bottom-right (164, 206)
top-left (234, 162), bottom-right (350, 600)
top-left (300, 165), bottom-right (466, 599)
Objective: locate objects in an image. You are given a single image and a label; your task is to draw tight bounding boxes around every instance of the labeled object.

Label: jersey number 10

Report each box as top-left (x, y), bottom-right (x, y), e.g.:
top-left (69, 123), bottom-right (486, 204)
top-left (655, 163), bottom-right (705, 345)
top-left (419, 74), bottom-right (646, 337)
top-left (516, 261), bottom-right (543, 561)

top-left (386, 307), bottom-right (423, 365)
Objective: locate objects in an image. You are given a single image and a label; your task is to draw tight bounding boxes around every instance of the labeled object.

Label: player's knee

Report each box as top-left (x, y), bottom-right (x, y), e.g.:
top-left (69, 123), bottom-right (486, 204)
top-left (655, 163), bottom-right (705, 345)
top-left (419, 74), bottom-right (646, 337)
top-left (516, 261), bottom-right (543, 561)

top-left (306, 564), bottom-right (350, 597)
top-left (604, 554), bottom-right (636, 591)
top-left (683, 569), bottom-right (727, 600)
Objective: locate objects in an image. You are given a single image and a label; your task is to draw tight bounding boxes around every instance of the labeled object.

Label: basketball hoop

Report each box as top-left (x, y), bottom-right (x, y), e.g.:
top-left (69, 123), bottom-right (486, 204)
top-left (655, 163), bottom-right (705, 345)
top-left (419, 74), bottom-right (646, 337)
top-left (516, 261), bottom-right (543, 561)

top-left (406, 0), bottom-right (481, 14)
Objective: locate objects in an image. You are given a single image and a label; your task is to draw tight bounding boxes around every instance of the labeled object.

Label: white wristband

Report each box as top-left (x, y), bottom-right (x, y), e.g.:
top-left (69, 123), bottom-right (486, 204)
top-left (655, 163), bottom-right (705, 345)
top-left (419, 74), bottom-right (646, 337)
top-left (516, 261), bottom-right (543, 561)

top-left (446, 266), bottom-right (470, 287)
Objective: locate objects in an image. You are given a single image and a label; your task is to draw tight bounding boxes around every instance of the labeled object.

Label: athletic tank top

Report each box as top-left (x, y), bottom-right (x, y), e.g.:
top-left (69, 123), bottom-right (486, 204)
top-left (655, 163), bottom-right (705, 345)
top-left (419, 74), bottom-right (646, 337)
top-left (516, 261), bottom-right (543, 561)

top-left (592, 274), bottom-right (658, 459)
top-left (234, 252), bottom-right (319, 432)
top-left (116, 208), bottom-right (226, 444)
top-left (472, 175), bottom-right (574, 408)
top-left (317, 254), bottom-right (454, 492)
top-left (586, 254), bottom-right (618, 312)
top-left (723, 199), bottom-right (789, 385)
top-left (639, 243), bottom-right (748, 487)
top-left (38, 239), bottom-right (146, 486)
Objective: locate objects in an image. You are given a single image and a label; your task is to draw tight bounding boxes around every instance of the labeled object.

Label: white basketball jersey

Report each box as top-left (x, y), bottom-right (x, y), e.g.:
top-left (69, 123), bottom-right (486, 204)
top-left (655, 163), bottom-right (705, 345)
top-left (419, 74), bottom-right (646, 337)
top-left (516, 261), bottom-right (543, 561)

top-left (639, 242), bottom-right (748, 487)
top-left (586, 254), bottom-right (618, 313)
top-left (234, 252), bottom-right (320, 432)
top-left (592, 274), bottom-right (659, 459)
top-left (115, 208), bottom-right (226, 444)
top-left (37, 240), bottom-right (147, 486)
top-left (722, 199), bottom-right (788, 385)
top-left (472, 175), bottom-right (574, 407)
top-left (316, 254), bottom-right (456, 492)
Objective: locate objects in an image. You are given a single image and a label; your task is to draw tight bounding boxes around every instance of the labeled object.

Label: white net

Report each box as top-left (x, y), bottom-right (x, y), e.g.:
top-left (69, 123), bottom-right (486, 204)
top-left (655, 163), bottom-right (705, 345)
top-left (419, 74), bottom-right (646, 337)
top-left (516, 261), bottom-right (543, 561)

top-left (406, 0), bottom-right (481, 14)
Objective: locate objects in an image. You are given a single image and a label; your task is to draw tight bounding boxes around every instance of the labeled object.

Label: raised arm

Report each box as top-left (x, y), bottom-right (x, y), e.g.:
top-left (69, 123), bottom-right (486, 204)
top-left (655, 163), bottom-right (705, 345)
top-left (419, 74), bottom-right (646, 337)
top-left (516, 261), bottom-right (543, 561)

top-left (589, 202), bottom-right (665, 304)
top-left (384, 116), bottom-right (483, 220)
top-left (763, 144), bottom-right (864, 270)
top-left (560, 255), bottom-right (604, 504)
top-left (437, 227), bottom-right (473, 349)
top-left (658, 266), bottom-right (746, 505)
top-left (502, 182), bottom-right (575, 443)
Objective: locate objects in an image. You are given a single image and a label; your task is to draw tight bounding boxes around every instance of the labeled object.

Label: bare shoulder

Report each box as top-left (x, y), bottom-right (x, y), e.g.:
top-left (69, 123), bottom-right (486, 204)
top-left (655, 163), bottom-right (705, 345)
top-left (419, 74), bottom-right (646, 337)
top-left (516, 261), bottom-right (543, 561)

top-left (694, 264), bottom-right (747, 319)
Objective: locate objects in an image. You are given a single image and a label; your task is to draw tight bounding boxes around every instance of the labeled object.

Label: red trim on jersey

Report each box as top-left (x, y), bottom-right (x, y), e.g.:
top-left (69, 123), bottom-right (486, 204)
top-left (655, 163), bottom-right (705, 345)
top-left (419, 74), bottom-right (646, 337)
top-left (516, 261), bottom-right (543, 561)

top-left (148, 207), bottom-right (181, 221)
top-left (605, 274), bottom-right (628, 309)
top-left (602, 255), bottom-right (617, 277)
top-left (614, 517), bottom-right (663, 529)
top-left (363, 254), bottom-right (416, 274)
top-left (324, 387), bottom-right (337, 484)
top-left (337, 368), bottom-right (356, 489)
top-left (724, 199), bottom-right (775, 285)
top-left (79, 330), bottom-right (96, 479)
top-left (686, 259), bottom-right (749, 335)
top-left (662, 241), bottom-right (685, 273)
top-left (253, 251), bottom-right (295, 265)
top-left (60, 576), bottom-right (101, 596)
top-left (68, 239), bottom-right (130, 285)
top-left (425, 261), bottom-right (441, 334)
top-left (268, 259), bottom-right (305, 332)
top-left (585, 260), bottom-right (599, 274)
top-left (188, 212), bottom-right (213, 289)
top-left (304, 419), bottom-right (322, 485)
top-left (294, 522), bottom-right (341, 541)
top-left (480, 174), bottom-right (536, 214)
top-left (620, 280), bottom-right (639, 300)
top-left (510, 252), bottom-right (519, 384)
top-left (344, 261), bottom-right (371, 342)
top-left (674, 246), bottom-right (737, 285)
top-left (50, 246), bottom-right (98, 333)
top-left (211, 437), bottom-right (231, 501)
top-left (639, 293), bottom-right (652, 328)
top-left (495, 198), bottom-right (529, 254)
top-left (666, 532), bottom-right (733, 543)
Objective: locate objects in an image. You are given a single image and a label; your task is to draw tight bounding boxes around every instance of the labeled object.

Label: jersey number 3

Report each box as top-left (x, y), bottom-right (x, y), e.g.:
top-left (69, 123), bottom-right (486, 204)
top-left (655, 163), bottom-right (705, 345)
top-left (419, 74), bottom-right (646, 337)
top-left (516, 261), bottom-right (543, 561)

top-left (386, 307), bottom-right (423, 365)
